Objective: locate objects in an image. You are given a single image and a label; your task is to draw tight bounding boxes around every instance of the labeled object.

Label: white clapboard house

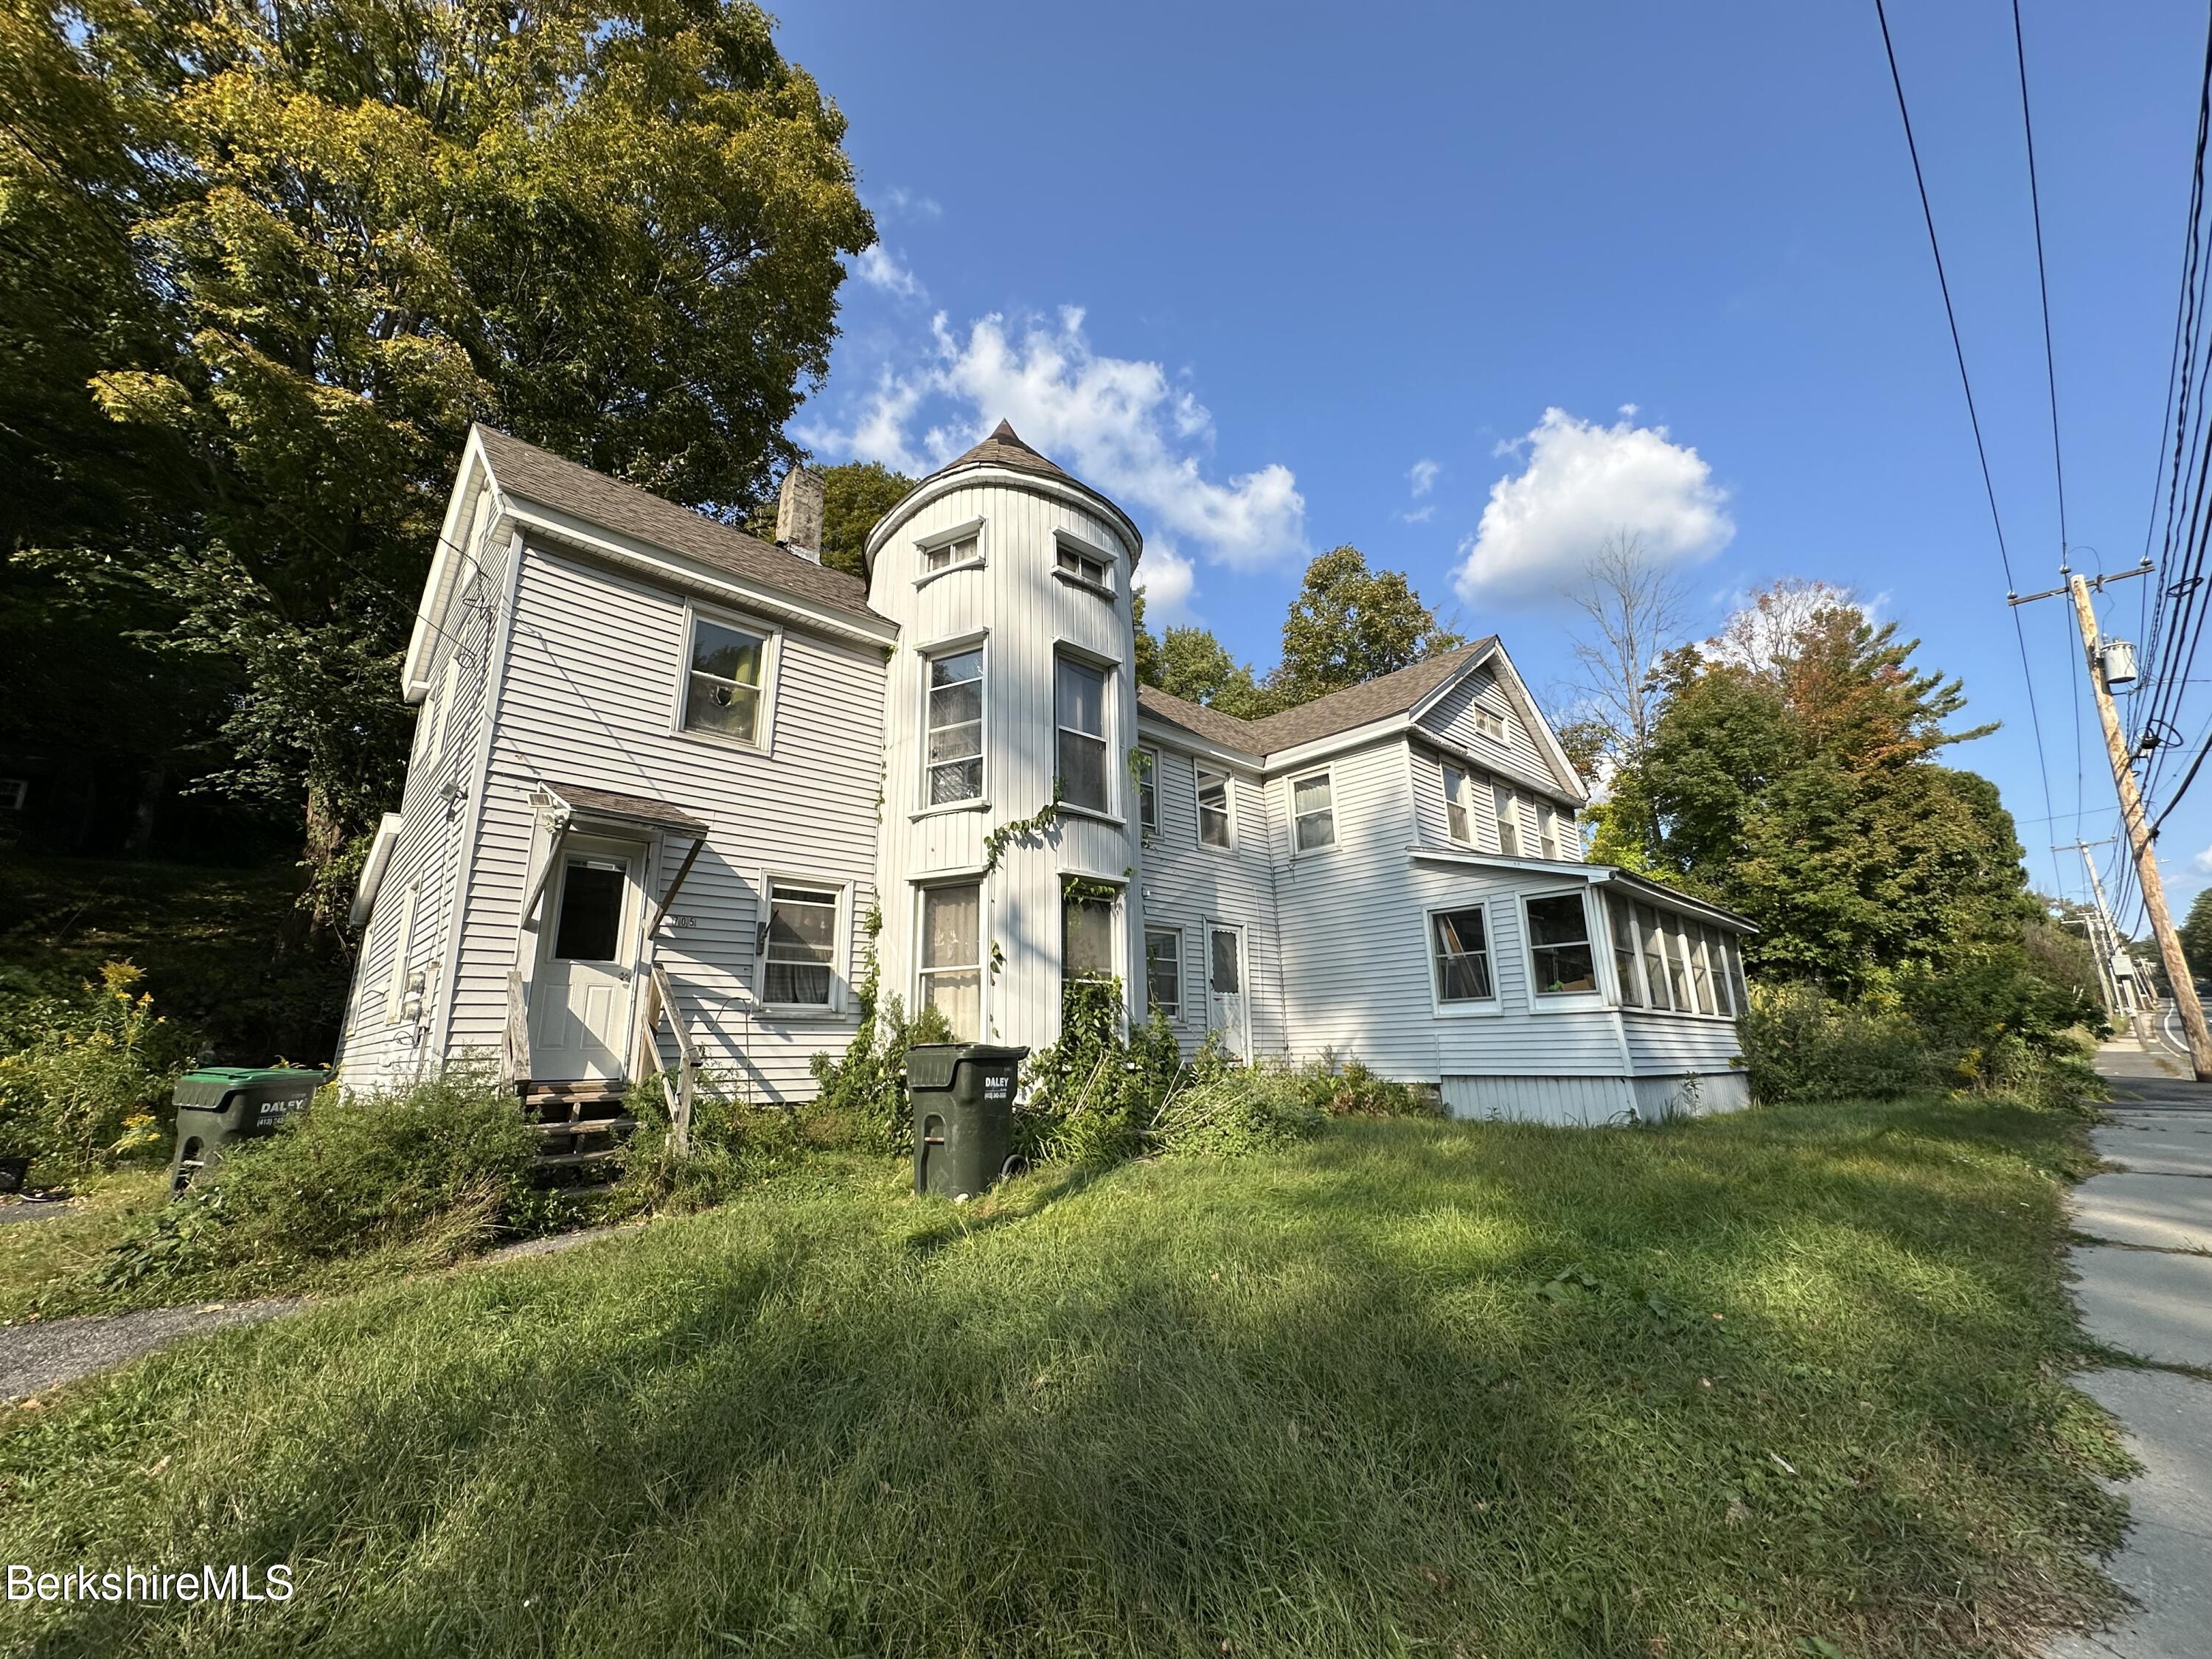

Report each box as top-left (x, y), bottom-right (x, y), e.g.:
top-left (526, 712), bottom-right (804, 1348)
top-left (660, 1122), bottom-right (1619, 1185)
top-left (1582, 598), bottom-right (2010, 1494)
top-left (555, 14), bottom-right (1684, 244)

top-left (333, 421), bottom-right (1753, 1127)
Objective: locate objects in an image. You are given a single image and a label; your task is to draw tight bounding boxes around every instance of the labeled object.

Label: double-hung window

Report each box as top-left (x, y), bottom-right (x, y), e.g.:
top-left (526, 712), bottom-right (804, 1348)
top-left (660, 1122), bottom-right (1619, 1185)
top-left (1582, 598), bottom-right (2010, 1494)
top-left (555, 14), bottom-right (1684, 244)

top-left (1145, 928), bottom-right (1182, 1020)
top-left (762, 882), bottom-right (839, 1009)
top-left (1430, 907), bottom-right (1495, 1003)
top-left (925, 648), bottom-right (984, 805)
top-left (1055, 543), bottom-right (1112, 591)
top-left (1137, 748), bottom-right (1159, 832)
top-left (1442, 762), bottom-right (1476, 845)
top-left (918, 883), bottom-right (981, 1039)
top-left (1292, 771), bottom-right (1336, 852)
top-left (1493, 784), bottom-right (1522, 856)
top-left (1056, 656), bottom-right (1110, 813)
top-left (1064, 885), bottom-right (1115, 981)
top-left (1197, 768), bottom-right (1231, 847)
top-left (1526, 892), bottom-right (1597, 995)
top-left (683, 616), bottom-right (768, 743)
top-left (1607, 893), bottom-right (1644, 1006)
top-left (1537, 804), bottom-right (1562, 860)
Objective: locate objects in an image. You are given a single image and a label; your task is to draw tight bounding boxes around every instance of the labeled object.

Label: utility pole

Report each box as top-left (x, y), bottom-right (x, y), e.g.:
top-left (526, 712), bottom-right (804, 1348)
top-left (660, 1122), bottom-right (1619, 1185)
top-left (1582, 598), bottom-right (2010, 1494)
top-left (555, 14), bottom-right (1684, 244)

top-left (2015, 565), bottom-right (2212, 1078)
top-left (2056, 838), bottom-right (2127, 1023)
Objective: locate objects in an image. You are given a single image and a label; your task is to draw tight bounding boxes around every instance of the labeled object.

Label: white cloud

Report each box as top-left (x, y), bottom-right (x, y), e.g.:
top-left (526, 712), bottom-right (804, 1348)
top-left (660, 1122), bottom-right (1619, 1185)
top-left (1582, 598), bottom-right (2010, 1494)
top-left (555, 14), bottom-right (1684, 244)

top-left (1408, 458), bottom-right (1441, 497)
top-left (1401, 504), bottom-right (1436, 525)
top-left (2196, 844), bottom-right (2212, 875)
top-left (877, 187), bottom-right (942, 220)
top-left (801, 306), bottom-right (1307, 572)
top-left (855, 244), bottom-right (923, 301)
top-left (1133, 545), bottom-right (1197, 621)
top-left (1453, 408), bottom-right (1733, 602)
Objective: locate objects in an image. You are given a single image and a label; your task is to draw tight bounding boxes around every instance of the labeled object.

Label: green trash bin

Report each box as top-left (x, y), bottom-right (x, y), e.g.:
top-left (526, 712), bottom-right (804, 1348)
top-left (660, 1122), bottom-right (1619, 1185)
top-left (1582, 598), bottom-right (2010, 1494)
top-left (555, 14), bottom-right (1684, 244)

top-left (907, 1043), bottom-right (1027, 1200)
top-left (169, 1066), bottom-right (327, 1196)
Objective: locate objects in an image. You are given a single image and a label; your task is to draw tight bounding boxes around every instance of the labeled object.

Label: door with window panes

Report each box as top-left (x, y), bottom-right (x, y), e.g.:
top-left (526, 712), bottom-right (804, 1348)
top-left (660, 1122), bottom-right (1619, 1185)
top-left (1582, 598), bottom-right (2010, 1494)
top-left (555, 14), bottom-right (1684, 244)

top-left (530, 838), bottom-right (643, 1079)
top-left (1208, 923), bottom-right (1249, 1060)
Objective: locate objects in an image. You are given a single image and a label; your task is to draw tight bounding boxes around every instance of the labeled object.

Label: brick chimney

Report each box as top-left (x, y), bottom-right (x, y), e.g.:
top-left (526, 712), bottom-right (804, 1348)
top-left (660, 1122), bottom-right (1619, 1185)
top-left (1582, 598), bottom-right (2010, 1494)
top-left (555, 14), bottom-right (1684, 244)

top-left (776, 465), bottom-right (826, 563)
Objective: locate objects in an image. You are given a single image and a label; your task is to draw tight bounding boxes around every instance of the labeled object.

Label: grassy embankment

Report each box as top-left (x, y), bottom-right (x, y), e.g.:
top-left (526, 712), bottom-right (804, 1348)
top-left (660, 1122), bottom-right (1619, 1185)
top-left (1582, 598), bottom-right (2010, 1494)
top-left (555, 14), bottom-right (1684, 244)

top-left (0, 1094), bottom-right (2129, 1658)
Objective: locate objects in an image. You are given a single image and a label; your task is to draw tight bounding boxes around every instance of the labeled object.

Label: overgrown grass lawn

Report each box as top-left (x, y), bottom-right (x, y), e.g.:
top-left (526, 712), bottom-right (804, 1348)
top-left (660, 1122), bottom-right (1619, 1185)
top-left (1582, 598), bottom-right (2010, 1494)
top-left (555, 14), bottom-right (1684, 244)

top-left (0, 1098), bottom-right (2127, 1657)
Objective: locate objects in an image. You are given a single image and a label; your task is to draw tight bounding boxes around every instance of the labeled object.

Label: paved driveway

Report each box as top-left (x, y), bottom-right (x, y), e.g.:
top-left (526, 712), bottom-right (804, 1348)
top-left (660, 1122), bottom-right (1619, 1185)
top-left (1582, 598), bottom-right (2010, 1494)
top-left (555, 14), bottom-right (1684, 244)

top-left (2049, 1045), bottom-right (2212, 1659)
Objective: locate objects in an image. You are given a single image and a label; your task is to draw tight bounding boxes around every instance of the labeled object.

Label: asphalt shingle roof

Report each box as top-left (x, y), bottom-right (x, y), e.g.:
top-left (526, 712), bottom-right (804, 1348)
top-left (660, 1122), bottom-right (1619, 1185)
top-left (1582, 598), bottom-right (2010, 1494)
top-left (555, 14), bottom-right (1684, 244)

top-left (1136, 639), bottom-right (1500, 761)
top-left (475, 425), bottom-right (879, 622)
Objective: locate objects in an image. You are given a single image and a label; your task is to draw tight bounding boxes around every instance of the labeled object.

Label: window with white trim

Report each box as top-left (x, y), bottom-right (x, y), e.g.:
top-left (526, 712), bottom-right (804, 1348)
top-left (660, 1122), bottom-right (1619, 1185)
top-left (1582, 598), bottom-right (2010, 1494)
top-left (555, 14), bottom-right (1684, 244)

top-left (762, 881), bottom-right (840, 1009)
top-left (413, 677), bottom-right (442, 763)
top-left (1686, 918), bottom-right (1717, 1015)
top-left (1537, 803), bottom-right (1562, 860)
top-left (0, 779), bottom-right (25, 812)
top-left (1441, 762), bottom-right (1476, 846)
top-left (924, 647), bottom-right (984, 805)
top-left (1607, 893), bottom-right (1644, 1007)
top-left (1137, 747), bottom-right (1159, 831)
top-left (1492, 783), bottom-right (1522, 856)
top-left (922, 530), bottom-right (980, 573)
top-left (1055, 655), bottom-right (1111, 813)
top-left (918, 883), bottom-right (981, 1039)
top-left (1291, 771), bottom-right (1336, 852)
top-left (1634, 902), bottom-right (1673, 1011)
top-left (1725, 936), bottom-right (1750, 1012)
top-left (1472, 703), bottom-right (1510, 744)
top-left (1658, 911), bottom-right (1691, 1008)
top-left (682, 614), bottom-right (768, 743)
top-left (1055, 543), bottom-right (1113, 591)
top-left (1144, 928), bottom-right (1182, 1019)
top-left (1197, 767), bottom-right (1231, 848)
top-left (1430, 907), bottom-right (1495, 1003)
top-left (1526, 892), bottom-right (1597, 995)
top-left (1064, 885), bottom-right (1116, 982)
top-left (1703, 925), bottom-right (1734, 1017)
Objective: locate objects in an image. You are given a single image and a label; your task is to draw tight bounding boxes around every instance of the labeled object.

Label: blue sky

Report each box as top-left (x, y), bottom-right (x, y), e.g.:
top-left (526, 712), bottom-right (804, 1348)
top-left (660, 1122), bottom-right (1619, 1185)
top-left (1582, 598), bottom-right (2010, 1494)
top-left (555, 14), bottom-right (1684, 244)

top-left (773, 1), bottom-right (2208, 922)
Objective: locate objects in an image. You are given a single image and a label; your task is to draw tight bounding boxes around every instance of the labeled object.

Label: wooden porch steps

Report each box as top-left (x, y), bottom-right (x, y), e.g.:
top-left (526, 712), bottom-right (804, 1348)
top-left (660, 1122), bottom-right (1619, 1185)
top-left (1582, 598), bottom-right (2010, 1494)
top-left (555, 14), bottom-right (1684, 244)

top-left (517, 1080), bottom-right (636, 1185)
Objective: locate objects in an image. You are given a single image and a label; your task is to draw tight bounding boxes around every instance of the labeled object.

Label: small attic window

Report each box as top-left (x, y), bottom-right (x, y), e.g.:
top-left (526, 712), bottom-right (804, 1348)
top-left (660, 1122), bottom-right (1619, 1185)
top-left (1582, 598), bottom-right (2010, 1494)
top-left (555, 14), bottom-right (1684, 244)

top-left (1472, 704), bottom-right (1511, 745)
top-left (925, 534), bottom-right (978, 573)
top-left (1056, 545), bottom-right (1111, 591)
top-left (917, 521), bottom-right (985, 580)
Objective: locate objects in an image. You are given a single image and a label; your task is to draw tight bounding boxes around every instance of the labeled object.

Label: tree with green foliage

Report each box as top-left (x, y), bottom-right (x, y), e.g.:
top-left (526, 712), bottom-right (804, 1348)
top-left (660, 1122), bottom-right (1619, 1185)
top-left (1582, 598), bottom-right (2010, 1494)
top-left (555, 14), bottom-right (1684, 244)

top-left (1270, 544), bottom-right (1462, 703)
top-left (4, 0), bottom-right (872, 915)
top-left (2180, 886), bottom-right (2212, 984)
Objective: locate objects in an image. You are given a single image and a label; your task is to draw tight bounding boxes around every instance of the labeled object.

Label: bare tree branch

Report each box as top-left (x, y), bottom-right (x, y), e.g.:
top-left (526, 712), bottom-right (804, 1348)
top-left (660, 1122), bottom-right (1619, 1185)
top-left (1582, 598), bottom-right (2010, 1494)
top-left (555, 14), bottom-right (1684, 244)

top-left (1561, 532), bottom-right (1688, 757)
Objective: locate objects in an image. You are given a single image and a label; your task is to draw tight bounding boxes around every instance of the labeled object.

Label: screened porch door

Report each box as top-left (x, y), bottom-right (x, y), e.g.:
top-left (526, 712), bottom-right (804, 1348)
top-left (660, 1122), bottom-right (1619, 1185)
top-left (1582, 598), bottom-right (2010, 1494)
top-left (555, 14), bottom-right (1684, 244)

top-left (529, 838), bottom-right (644, 1080)
top-left (1208, 923), bottom-right (1249, 1061)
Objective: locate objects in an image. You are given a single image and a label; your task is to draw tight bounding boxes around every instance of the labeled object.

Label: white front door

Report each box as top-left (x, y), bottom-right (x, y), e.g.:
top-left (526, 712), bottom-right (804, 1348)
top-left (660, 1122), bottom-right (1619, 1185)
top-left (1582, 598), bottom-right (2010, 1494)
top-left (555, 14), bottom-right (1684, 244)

top-left (1208, 923), bottom-right (1249, 1061)
top-left (529, 838), bottom-right (644, 1080)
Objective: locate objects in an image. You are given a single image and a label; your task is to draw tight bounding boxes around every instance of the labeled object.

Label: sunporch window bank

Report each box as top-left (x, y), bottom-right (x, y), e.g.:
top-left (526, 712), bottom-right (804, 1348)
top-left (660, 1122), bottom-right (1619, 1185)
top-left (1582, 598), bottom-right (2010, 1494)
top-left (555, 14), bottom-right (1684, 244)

top-left (333, 421), bottom-right (1752, 1126)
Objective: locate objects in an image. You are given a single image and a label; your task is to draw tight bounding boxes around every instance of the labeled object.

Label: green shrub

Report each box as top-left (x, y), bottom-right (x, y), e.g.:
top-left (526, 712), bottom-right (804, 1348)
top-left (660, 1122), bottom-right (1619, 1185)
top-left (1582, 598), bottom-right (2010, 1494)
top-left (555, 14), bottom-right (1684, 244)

top-left (808, 993), bottom-right (952, 1154)
top-left (1017, 981), bottom-right (1186, 1167)
top-left (1738, 981), bottom-right (1925, 1104)
top-left (0, 961), bottom-right (188, 1174)
top-left (617, 1072), bottom-right (807, 1214)
top-left (1151, 1062), bottom-right (1328, 1158)
top-left (94, 1068), bottom-right (538, 1288)
top-left (1295, 1051), bottom-right (1440, 1119)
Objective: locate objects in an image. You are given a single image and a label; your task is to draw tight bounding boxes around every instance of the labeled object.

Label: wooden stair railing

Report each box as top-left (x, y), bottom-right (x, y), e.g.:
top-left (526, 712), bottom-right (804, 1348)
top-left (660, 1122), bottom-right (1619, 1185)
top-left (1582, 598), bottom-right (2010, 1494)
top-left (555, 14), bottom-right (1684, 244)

top-left (633, 963), bottom-right (698, 1155)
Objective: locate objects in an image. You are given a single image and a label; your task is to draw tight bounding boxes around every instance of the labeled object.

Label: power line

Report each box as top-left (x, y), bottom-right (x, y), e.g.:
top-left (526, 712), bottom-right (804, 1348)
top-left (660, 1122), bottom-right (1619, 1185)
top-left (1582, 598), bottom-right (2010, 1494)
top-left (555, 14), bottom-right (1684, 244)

top-left (1871, 0), bottom-right (2067, 894)
top-left (2011, 0), bottom-right (2070, 560)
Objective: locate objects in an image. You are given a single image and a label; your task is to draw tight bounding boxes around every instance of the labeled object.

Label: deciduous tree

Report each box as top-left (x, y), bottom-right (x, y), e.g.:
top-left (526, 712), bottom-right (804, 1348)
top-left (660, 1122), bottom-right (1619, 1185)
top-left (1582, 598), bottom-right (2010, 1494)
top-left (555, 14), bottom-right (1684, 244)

top-left (1271, 545), bottom-right (1461, 703)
